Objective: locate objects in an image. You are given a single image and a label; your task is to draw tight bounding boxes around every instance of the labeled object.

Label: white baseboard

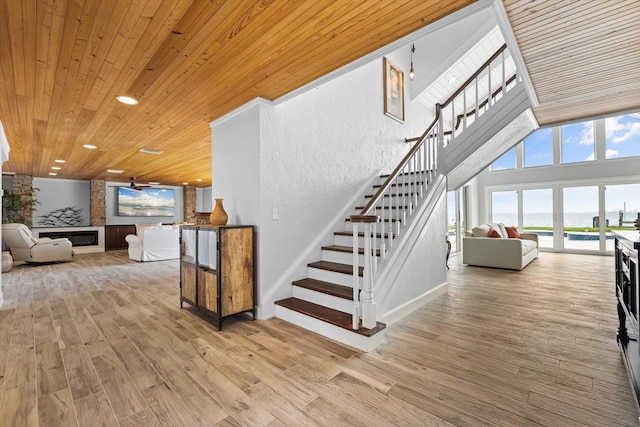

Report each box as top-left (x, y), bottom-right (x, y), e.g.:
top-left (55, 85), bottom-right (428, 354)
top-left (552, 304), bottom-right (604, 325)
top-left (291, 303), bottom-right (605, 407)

top-left (380, 281), bottom-right (448, 326)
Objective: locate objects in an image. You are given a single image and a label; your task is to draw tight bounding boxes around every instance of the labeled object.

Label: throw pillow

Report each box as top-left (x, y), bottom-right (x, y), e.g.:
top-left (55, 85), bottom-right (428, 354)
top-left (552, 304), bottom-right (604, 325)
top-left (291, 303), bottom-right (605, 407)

top-left (496, 223), bottom-right (508, 238)
top-left (472, 224), bottom-right (491, 237)
top-left (489, 228), bottom-right (502, 238)
top-left (505, 226), bottom-right (521, 239)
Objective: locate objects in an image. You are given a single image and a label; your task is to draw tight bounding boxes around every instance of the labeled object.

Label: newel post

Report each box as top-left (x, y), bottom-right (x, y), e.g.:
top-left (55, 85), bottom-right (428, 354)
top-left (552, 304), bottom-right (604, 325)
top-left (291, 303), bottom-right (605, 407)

top-left (350, 214), bottom-right (379, 329)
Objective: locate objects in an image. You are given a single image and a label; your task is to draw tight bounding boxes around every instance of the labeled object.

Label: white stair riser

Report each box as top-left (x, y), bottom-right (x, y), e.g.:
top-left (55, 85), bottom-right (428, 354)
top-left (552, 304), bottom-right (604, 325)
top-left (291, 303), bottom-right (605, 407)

top-left (322, 249), bottom-right (364, 265)
top-left (275, 305), bottom-right (386, 352)
top-left (351, 210), bottom-right (410, 221)
top-left (292, 286), bottom-right (353, 313)
top-left (343, 221), bottom-right (402, 233)
top-left (322, 249), bottom-right (385, 265)
top-left (334, 234), bottom-right (392, 247)
top-left (358, 198), bottom-right (419, 208)
top-left (307, 267), bottom-right (361, 287)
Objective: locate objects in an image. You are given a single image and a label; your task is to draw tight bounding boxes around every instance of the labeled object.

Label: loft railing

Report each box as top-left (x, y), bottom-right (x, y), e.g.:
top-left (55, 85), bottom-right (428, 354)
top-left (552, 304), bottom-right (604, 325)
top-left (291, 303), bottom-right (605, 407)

top-left (349, 43), bottom-right (516, 329)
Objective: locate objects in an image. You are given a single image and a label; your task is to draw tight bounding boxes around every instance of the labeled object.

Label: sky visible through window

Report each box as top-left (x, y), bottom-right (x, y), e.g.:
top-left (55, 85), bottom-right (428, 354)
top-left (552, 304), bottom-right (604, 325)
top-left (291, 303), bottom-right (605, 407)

top-left (606, 114), bottom-right (640, 159)
top-left (490, 147), bottom-right (516, 171)
top-left (562, 121), bottom-right (594, 163)
top-left (524, 128), bottom-right (552, 167)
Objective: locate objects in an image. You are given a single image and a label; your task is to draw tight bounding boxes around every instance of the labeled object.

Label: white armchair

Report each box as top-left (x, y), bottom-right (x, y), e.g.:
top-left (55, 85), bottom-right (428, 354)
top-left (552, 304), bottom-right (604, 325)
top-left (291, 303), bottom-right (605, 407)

top-left (1, 223), bottom-right (73, 263)
top-left (125, 225), bottom-right (179, 262)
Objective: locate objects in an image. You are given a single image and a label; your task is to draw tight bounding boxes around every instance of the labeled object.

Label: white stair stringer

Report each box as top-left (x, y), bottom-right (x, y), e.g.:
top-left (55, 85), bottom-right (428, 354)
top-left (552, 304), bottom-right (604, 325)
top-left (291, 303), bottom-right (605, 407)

top-left (275, 304), bottom-right (386, 352)
top-left (372, 174), bottom-right (450, 325)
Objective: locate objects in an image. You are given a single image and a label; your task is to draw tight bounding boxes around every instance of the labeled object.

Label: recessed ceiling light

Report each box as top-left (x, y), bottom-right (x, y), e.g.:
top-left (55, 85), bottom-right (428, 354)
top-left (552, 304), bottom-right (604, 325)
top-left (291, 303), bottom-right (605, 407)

top-left (196, 178), bottom-right (203, 182)
top-left (448, 76), bottom-right (458, 84)
top-left (83, 144), bottom-right (97, 149)
top-left (54, 159), bottom-right (66, 163)
top-left (182, 182), bottom-right (189, 185)
top-left (106, 169), bottom-right (124, 174)
top-left (116, 95), bottom-right (138, 105)
top-left (51, 166), bottom-right (61, 170)
top-left (148, 181), bottom-right (160, 185)
top-left (48, 172), bottom-right (57, 176)
top-left (139, 148), bottom-right (163, 155)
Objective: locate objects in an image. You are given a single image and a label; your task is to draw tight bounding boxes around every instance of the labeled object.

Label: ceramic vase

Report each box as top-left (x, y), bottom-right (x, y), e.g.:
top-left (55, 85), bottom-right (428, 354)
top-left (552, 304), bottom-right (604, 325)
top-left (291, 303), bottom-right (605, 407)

top-left (209, 198), bottom-right (228, 226)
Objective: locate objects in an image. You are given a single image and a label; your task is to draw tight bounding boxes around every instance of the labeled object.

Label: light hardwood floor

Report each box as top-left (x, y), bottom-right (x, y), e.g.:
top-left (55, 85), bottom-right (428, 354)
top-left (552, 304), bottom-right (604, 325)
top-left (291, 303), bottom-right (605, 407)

top-left (0, 250), bottom-right (637, 426)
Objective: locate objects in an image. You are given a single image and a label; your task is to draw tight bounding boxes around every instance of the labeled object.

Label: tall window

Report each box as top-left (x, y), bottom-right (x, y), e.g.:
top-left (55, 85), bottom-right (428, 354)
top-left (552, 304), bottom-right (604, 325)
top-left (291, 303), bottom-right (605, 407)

top-left (491, 147), bottom-right (516, 171)
top-left (563, 186), bottom-right (599, 250)
top-left (605, 183), bottom-right (640, 250)
top-left (561, 121), bottom-right (594, 163)
top-left (491, 190), bottom-right (517, 225)
top-left (606, 114), bottom-right (640, 159)
top-left (524, 128), bottom-right (552, 167)
top-left (522, 188), bottom-right (553, 248)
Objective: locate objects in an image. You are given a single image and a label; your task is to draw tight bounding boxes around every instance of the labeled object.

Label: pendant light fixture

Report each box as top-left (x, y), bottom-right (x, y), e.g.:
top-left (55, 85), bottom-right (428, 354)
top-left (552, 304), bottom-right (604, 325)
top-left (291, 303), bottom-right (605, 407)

top-left (409, 43), bottom-right (415, 80)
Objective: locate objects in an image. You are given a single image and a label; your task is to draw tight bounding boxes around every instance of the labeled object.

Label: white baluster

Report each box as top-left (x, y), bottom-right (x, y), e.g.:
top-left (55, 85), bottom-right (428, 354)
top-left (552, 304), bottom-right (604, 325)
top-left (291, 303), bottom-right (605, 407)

top-left (463, 87), bottom-right (467, 132)
top-left (352, 222), bottom-right (359, 329)
top-left (475, 77), bottom-right (479, 120)
top-left (361, 221), bottom-right (376, 329)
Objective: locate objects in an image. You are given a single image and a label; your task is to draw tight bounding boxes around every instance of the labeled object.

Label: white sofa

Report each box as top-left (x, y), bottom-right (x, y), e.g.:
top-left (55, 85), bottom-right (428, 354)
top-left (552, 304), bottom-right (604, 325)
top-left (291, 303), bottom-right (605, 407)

top-left (125, 224), bottom-right (179, 262)
top-left (1, 223), bottom-right (73, 263)
top-left (462, 223), bottom-right (538, 270)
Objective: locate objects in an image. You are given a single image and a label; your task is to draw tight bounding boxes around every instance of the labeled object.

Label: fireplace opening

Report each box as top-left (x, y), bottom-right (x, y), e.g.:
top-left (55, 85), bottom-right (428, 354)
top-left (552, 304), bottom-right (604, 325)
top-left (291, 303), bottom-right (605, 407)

top-left (39, 230), bottom-right (99, 247)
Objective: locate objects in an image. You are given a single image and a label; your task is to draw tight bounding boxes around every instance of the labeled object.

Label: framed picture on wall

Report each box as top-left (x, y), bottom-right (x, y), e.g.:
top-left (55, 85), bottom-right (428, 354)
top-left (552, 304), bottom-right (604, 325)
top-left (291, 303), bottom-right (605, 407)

top-left (383, 57), bottom-right (404, 123)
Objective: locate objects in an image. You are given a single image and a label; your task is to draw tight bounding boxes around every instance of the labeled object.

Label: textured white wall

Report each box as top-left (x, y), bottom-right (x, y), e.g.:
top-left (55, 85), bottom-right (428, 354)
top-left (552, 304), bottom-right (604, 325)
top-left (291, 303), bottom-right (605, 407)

top-left (212, 53), bottom-right (443, 318)
top-left (258, 57), bottom-right (430, 312)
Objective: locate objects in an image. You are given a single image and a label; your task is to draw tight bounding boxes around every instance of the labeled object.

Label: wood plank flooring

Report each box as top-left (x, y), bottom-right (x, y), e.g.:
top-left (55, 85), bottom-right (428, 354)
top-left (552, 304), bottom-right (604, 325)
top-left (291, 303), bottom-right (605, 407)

top-left (0, 250), bottom-right (637, 426)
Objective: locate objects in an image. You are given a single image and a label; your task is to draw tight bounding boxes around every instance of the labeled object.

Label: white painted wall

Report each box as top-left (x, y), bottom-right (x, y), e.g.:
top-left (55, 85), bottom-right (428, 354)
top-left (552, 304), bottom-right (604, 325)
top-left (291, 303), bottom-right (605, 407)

top-left (212, 50), bottom-right (434, 318)
top-left (196, 187), bottom-right (212, 212)
top-left (210, 104), bottom-right (261, 227)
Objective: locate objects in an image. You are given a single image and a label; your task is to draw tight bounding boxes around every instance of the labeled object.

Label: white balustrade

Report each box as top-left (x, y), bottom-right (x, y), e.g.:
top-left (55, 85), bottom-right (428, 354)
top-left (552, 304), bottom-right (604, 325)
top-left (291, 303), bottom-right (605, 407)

top-left (349, 44), bottom-right (516, 330)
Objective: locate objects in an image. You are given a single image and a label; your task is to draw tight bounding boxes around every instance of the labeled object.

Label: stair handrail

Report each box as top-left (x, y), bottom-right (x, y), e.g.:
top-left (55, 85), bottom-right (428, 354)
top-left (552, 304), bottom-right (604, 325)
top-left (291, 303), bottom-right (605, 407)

top-left (349, 43), bottom-right (514, 330)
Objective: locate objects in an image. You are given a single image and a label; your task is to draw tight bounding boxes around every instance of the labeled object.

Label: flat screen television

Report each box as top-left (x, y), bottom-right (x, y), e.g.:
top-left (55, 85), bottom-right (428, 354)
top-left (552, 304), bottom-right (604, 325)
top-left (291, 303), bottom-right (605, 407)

top-left (117, 187), bottom-right (175, 217)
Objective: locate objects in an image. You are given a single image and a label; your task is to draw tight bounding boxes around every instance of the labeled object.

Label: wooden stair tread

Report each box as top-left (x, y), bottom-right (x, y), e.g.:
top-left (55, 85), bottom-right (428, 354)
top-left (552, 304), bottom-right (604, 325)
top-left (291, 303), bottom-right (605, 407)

top-left (345, 217), bottom-right (401, 223)
top-left (365, 192), bottom-right (418, 198)
top-left (275, 297), bottom-right (385, 337)
top-left (321, 245), bottom-right (381, 257)
top-left (292, 278), bottom-right (353, 300)
top-left (308, 260), bottom-right (363, 276)
top-left (355, 205), bottom-right (411, 210)
top-left (334, 231), bottom-right (394, 239)
top-left (373, 182), bottom-right (423, 188)
top-left (380, 171), bottom-right (428, 178)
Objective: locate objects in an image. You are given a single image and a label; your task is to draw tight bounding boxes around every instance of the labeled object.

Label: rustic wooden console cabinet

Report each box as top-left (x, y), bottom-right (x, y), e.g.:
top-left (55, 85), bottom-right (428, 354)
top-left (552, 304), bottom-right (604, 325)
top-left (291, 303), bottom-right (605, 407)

top-left (179, 225), bottom-right (255, 329)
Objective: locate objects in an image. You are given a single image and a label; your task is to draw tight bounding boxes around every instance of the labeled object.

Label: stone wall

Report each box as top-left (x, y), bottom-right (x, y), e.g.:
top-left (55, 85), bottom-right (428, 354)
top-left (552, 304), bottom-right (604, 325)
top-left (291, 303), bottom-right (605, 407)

top-left (90, 180), bottom-right (106, 226)
top-left (183, 186), bottom-right (196, 223)
top-left (10, 175), bottom-right (35, 227)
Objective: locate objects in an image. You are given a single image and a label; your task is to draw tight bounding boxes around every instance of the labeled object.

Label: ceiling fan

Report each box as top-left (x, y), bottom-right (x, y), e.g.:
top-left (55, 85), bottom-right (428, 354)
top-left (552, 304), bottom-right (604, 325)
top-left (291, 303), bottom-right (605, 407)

top-left (110, 177), bottom-right (151, 191)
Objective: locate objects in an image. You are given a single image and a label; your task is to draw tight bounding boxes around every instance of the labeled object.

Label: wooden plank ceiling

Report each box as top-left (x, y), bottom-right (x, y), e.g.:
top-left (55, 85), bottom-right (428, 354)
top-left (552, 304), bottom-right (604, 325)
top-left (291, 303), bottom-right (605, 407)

top-left (0, 0), bottom-right (474, 187)
top-left (504, 0), bottom-right (640, 126)
top-left (1, 1), bottom-right (638, 188)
